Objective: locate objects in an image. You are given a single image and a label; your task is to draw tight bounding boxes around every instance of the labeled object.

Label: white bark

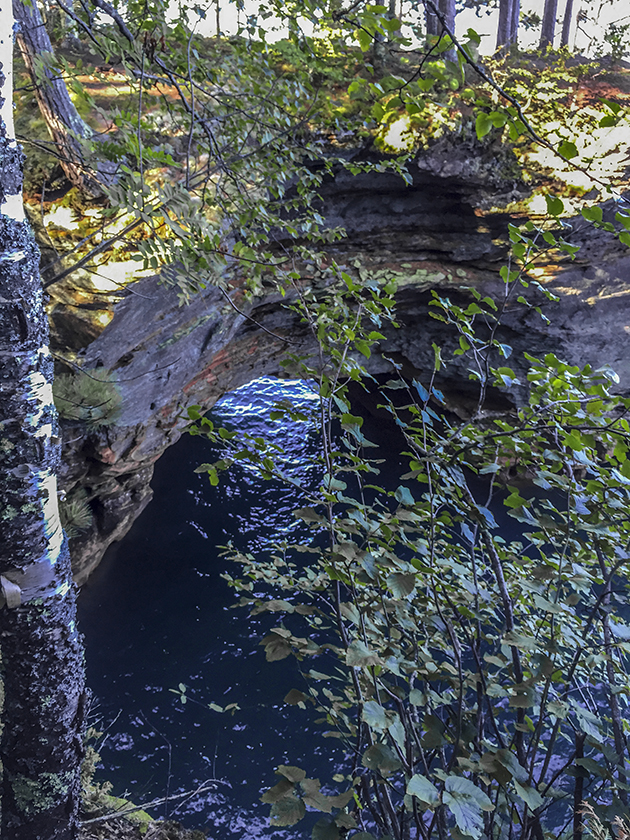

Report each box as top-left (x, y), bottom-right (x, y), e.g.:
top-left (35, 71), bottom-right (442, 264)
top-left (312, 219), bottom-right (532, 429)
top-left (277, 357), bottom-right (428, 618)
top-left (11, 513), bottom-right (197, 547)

top-left (0, 0), bottom-right (24, 221)
top-left (0, 3), bottom-right (85, 834)
top-left (0, 0), bottom-right (15, 139)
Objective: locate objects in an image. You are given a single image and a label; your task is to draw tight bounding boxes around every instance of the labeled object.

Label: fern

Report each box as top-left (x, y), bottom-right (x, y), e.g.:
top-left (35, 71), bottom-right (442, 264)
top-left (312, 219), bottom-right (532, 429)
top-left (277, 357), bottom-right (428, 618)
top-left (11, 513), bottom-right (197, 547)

top-left (59, 489), bottom-right (92, 540)
top-left (53, 368), bottom-right (121, 427)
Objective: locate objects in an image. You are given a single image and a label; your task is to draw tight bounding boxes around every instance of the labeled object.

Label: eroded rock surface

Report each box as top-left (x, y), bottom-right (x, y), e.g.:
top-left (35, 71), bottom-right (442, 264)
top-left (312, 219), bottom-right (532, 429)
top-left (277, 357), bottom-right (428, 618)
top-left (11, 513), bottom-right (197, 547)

top-left (57, 147), bottom-right (630, 584)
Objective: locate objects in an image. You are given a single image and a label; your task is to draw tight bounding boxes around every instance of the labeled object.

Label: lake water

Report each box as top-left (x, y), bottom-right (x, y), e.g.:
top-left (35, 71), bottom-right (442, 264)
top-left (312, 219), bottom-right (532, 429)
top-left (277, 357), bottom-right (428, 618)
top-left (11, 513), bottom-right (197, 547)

top-left (77, 378), bottom-right (340, 838)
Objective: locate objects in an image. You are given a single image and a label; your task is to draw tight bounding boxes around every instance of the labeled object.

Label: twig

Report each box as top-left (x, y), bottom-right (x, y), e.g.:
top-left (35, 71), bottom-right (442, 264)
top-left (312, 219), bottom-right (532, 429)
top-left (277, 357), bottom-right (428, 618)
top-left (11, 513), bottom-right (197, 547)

top-left (43, 217), bottom-right (144, 288)
top-left (80, 780), bottom-right (223, 824)
top-left (218, 285), bottom-right (295, 345)
top-left (139, 712), bottom-right (172, 819)
top-left (52, 351), bottom-right (181, 383)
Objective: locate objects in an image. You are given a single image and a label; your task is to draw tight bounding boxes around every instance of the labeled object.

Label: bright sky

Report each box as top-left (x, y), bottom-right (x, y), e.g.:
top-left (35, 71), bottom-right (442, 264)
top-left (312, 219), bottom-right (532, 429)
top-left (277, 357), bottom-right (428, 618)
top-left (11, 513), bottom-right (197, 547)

top-left (183, 0), bottom-right (630, 58)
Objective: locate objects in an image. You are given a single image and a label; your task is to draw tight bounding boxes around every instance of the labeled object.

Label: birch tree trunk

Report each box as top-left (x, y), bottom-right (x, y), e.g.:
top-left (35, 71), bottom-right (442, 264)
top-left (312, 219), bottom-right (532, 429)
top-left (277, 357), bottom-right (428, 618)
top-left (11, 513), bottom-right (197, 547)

top-left (13, 0), bottom-right (115, 195)
top-left (0, 3), bottom-right (86, 837)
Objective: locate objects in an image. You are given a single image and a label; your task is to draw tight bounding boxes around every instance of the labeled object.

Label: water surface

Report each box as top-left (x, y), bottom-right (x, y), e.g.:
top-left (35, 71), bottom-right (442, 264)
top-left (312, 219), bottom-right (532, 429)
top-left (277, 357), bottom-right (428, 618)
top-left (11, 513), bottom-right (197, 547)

top-left (78, 378), bottom-right (339, 838)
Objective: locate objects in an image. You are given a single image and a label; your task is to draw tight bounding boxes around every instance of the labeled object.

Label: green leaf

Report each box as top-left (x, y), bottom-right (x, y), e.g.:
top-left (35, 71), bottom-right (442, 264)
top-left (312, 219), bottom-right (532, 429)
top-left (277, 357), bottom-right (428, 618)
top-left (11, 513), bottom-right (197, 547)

top-left (616, 212), bottom-right (630, 230)
top-left (421, 714), bottom-right (446, 748)
top-left (443, 776), bottom-right (494, 840)
top-left (301, 778), bottom-right (352, 813)
top-left (362, 743), bottom-right (402, 775)
top-left (261, 778), bottom-right (294, 804)
top-left (277, 765), bottom-right (307, 783)
top-left (475, 112), bottom-right (493, 140)
top-left (601, 97), bottom-right (621, 114)
top-left (312, 818), bottom-right (340, 840)
top-left (355, 340), bottom-right (371, 358)
top-left (558, 140), bottom-right (578, 159)
top-left (479, 463), bottom-right (500, 474)
top-left (407, 774), bottom-right (440, 808)
top-left (610, 622), bottom-right (630, 640)
top-left (284, 689), bottom-right (307, 706)
top-left (545, 194), bottom-right (564, 216)
top-left (489, 110), bottom-right (507, 127)
top-left (362, 700), bottom-right (389, 731)
top-left (581, 206), bottom-right (603, 224)
top-left (395, 485), bottom-right (415, 505)
top-left (269, 793), bottom-right (306, 826)
top-left (356, 29), bottom-right (373, 51)
top-left (293, 507), bottom-right (325, 524)
top-left (494, 749), bottom-right (527, 783)
top-left (476, 505), bottom-right (497, 528)
top-left (433, 342), bottom-right (442, 371)
top-left (387, 572), bottom-right (416, 599)
top-left (259, 633), bottom-right (292, 661)
top-left (514, 780), bottom-right (544, 811)
top-left (409, 689), bottom-right (425, 705)
top-left (346, 640), bottom-right (382, 668)
top-left (388, 716), bottom-right (406, 752)
top-left (335, 812), bottom-right (356, 830)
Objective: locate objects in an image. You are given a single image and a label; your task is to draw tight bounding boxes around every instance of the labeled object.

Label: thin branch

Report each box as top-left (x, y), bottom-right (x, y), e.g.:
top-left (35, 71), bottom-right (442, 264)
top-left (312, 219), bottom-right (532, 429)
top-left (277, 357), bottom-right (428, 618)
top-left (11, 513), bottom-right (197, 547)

top-left (218, 285), bottom-right (295, 345)
top-left (80, 780), bottom-right (224, 824)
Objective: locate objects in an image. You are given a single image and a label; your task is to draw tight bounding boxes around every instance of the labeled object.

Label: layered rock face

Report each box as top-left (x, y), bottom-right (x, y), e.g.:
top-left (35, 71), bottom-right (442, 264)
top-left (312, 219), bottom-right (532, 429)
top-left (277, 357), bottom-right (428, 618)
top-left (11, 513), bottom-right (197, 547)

top-left (56, 140), bottom-right (630, 584)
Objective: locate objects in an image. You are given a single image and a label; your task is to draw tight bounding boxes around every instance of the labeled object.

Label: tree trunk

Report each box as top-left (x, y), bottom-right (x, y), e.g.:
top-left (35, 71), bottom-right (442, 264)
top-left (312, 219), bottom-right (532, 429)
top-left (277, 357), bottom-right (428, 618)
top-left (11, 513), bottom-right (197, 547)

top-left (13, 0), bottom-right (115, 195)
top-left (0, 10), bottom-right (86, 840)
top-left (439, 0), bottom-right (455, 37)
top-left (496, 0), bottom-right (513, 52)
top-left (425, 0), bottom-right (439, 37)
top-left (539, 0), bottom-right (559, 49)
top-left (509, 0), bottom-right (520, 45)
top-left (560, 0), bottom-right (574, 47)
top-left (497, 0), bottom-right (520, 52)
top-left (424, 0), bottom-right (455, 56)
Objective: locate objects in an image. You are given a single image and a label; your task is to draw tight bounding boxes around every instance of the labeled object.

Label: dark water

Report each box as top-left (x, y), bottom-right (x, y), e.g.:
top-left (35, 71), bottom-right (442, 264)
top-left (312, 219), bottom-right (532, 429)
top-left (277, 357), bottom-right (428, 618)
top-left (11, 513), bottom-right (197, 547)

top-left (77, 378), bottom-right (340, 838)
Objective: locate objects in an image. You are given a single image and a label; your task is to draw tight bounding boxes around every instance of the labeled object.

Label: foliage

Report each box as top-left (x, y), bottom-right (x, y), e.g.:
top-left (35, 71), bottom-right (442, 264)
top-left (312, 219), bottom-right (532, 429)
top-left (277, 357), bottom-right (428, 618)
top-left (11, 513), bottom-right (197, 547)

top-left (582, 802), bottom-right (630, 840)
top-left (16, 0), bottom-right (629, 302)
top-left (187, 195), bottom-right (630, 839)
top-left (81, 728), bottom-right (116, 817)
top-left (59, 488), bottom-right (93, 539)
top-left (53, 368), bottom-right (122, 426)
top-left (598, 22), bottom-right (630, 63)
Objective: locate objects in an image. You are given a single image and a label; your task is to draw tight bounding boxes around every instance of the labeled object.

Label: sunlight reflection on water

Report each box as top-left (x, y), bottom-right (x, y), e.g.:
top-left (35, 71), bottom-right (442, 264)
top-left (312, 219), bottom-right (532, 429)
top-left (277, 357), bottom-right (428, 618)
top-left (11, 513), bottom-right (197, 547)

top-left (78, 378), bottom-right (339, 839)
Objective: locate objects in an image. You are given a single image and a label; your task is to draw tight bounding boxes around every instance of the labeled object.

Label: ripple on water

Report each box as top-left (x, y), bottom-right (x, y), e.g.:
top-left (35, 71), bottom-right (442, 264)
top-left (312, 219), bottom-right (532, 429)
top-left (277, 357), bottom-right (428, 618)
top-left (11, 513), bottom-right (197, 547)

top-left (78, 378), bottom-right (340, 839)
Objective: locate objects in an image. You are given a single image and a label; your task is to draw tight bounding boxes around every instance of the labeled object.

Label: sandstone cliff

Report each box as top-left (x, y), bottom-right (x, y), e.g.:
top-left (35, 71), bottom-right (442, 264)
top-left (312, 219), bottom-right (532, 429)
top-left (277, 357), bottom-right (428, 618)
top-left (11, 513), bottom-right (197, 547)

top-left (52, 137), bottom-right (630, 584)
